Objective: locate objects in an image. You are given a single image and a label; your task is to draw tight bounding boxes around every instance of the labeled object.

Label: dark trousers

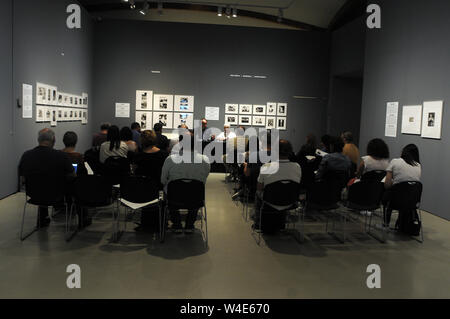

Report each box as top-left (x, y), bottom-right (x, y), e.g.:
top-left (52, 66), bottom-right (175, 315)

top-left (170, 209), bottom-right (199, 228)
top-left (382, 188), bottom-right (393, 226)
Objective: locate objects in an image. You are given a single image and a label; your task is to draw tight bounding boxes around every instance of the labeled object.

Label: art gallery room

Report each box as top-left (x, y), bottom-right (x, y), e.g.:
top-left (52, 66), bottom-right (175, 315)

top-left (0, 0), bottom-right (449, 303)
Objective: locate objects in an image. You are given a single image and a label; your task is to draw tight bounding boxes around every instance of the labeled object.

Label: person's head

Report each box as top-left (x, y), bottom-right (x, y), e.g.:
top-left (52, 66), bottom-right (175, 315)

top-left (38, 128), bottom-right (55, 148)
top-left (201, 118), bottom-right (208, 129)
top-left (100, 122), bottom-right (111, 134)
top-left (341, 131), bottom-right (354, 144)
top-left (140, 130), bottom-right (158, 150)
top-left (330, 136), bottom-right (345, 153)
top-left (120, 126), bottom-right (133, 142)
top-left (224, 124), bottom-right (230, 133)
top-left (321, 134), bottom-right (331, 152)
top-left (63, 131), bottom-right (78, 148)
top-left (367, 138), bottom-right (389, 159)
top-left (305, 133), bottom-right (317, 148)
top-left (279, 139), bottom-right (293, 159)
top-left (131, 122), bottom-right (141, 132)
top-left (154, 122), bottom-right (163, 133)
top-left (401, 144), bottom-right (420, 166)
top-left (107, 125), bottom-right (120, 150)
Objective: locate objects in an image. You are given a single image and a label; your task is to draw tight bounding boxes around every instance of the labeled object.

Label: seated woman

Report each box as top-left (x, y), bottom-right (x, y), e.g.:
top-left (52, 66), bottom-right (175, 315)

top-left (120, 126), bottom-right (138, 153)
top-left (61, 131), bottom-right (87, 176)
top-left (315, 136), bottom-right (352, 185)
top-left (296, 133), bottom-right (317, 160)
top-left (356, 138), bottom-right (390, 178)
top-left (99, 125), bottom-right (129, 163)
top-left (383, 144), bottom-right (421, 228)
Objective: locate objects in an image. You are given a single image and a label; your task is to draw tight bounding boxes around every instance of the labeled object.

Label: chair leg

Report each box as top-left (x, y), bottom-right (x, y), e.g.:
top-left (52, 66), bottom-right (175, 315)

top-left (161, 205), bottom-right (168, 243)
top-left (65, 203), bottom-right (78, 242)
top-left (20, 200), bottom-right (39, 241)
top-left (204, 206), bottom-right (208, 247)
top-left (418, 209), bottom-right (424, 243)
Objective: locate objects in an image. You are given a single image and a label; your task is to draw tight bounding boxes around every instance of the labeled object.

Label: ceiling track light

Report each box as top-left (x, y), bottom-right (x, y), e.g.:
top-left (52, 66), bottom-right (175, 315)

top-left (139, 0), bottom-right (149, 15)
top-left (129, 0), bottom-right (135, 9)
top-left (225, 5), bottom-right (231, 18)
top-left (217, 6), bottom-right (223, 17)
top-left (277, 8), bottom-right (283, 23)
top-left (157, 2), bottom-right (163, 15)
top-left (232, 7), bottom-right (237, 18)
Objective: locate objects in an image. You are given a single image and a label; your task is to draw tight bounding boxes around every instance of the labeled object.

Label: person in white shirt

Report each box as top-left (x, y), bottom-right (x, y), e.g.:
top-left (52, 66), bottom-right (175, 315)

top-left (161, 134), bottom-right (210, 233)
top-left (216, 125), bottom-right (237, 142)
top-left (253, 139), bottom-right (301, 228)
top-left (382, 144), bottom-right (421, 227)
top-left (356, 138), bottom-right (390, 178)
top-left (99, 125), bottom-right (129, 163)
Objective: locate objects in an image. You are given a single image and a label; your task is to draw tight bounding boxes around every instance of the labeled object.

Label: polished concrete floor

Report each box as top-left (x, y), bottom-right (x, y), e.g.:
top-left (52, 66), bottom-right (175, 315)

top-left (0, 173), bottom-right (449, 299)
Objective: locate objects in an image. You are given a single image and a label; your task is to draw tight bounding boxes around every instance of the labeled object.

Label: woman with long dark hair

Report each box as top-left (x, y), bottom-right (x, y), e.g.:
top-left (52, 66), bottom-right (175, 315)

top-left (120, 126), bottom-right (138, 152)
top-left (356, 138), bottom-right (390, 178)
top-left (99, 125), bottom-right (129, 163)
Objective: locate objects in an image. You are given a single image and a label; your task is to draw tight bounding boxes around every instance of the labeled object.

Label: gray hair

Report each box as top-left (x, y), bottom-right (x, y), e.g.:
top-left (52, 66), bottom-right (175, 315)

top-left (38, 128), bottom-right (55, 144)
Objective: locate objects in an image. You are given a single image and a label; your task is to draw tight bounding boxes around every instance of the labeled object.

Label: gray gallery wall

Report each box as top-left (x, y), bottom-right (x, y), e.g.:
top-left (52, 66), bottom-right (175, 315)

top-left (360, 0), bottom-right (450, 220)
top-left (0, 0), bottom-right (15, 198)
top-left (12, 0), bottom-right (95, 195)
top-left (327, 17), bottom-right (366, 145)
top-left (92, 20), bottom-right (330, 151)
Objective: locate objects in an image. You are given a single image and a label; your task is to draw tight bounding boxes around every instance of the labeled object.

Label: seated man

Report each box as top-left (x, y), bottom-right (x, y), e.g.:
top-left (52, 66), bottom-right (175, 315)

top-left (62, 131), bottom-right (88, 176)
top-left (92, 122), bottom-right (110, 149)
top-left (19, 129), bottom-right (75, 227)
top-left (131, 122), bottom-right (142, 149)
top-left (216, 125), bottom-right (237, 142)
top-left (316, 136), bottom-right (352, 182)
top-left (154, 122), bottom-right (170, 152)
top-left (161, 135), bottom-right (210, 233)
top-left (253, 139), bottom-right (301, 228)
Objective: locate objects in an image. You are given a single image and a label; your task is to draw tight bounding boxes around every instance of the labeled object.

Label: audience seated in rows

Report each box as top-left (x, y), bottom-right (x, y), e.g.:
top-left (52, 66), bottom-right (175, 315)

top-left (99, 125), bottom-right (129, 163)
top-left (315, 136), bottom-right (352, 183)
top-left (356, 138), bottom-right (390, 178)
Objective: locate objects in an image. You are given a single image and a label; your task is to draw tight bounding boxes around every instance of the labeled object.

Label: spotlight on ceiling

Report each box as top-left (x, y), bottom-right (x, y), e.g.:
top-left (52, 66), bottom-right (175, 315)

top-left (217, 6), bottom-right (223, 17)
top-left (157, 2), bottom-right (163, 15)
top-left (277, 8), bottom-right (283, 23)
top-left (139, 0), bottom-right (149, 15)
top-left (232, 7), bottom-right (237, 18)
top-left (129, 0), bottom-right (136, 9)
top-left (225, 5), bottom-right (231, 18)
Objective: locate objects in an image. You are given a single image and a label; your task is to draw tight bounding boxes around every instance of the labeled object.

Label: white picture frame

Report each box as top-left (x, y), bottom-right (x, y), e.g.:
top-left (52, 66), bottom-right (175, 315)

top-left (36, 83), bottom-right (48, 105)
top-left (136, 90), bottom-right (153, 111)
top-left (266, 116), bottom-right (276, 129)
top-left (82, 93), bottom-right (89, 108)
top-left (225, 103), bottom-right (239, 114)
top-left (173, 112), bottom-right (194, 128)
top-left (267, 102), bottom-right (277, 116)
top-left (82, 110), bottom-right (88, 124)
top-left (252, 115), bottom-right (266, 126)
top-left (253, 104), bottom-right (266, 115)
top-left (174, 95), bottom-right (194, 113)
top-left (50, 108), bottom-right (57, 127)
top-left (44, 107), bottom-right (52, 122)
top-left (153, 94), bottom-right (174, 112)
top-left (277, 117), bottom-right (287, 130)
top-left (277, 103), bottom-right (287, 116)
top-left (239, 104), bottom-right (252, 114)
top-left (421, 100), bottom-right (443, 139)
top-left (401, 105), bottom-right (422, 135)
top-left (239, 115), bottom-right (252, 126)
top-left (153, 111), bottom-right (173, 129)
top-left (136, 111), bottom-right (153, 130)
top-left (36, 105), bottom-right (45, 122)
top-left (225, 114), bottom-right (238, 126)
top-left (63, 108), bottom-right (69, 121)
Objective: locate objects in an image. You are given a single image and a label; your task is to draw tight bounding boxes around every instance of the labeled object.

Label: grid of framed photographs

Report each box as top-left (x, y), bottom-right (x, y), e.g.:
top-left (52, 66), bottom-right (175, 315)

top-left (225, 102), bottom-right (287, 129)
top-left (135, 91), bottom-right (194, 129)
top-left (35, 82), bottom-right (88, 125)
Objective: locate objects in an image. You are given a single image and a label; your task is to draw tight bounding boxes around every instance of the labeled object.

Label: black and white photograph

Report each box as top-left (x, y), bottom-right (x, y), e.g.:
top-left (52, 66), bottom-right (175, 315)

top-left (153, 111), bottom-right (173, 129)
top-left (252, 115), bottom-right (266, 126)
top-left (239, 104), bottom-right (252, 114)
top-left (266, 116), bottom-right (276, 129)
top-left (153, 94), bottom-right (174, 111)
top-left (225, 103), bottom-right (239, 114)
top-left (136, 90), bottom-right (153, 111)
top-left (253, 104), bottom-right (266, 115)
top-left (225, 115), bottom-right (238, 125)
top-left (173, 112), bottom-right (193, 128)
top-left (276, 116), bottom-right (287, 130)
top-left (421, 100), bottom-right (443, 139)
top-left (135, 111), bottom-right (152, 130)
top-left (266, 102), bottom-right (277, 115)
top-left (239, 115), bottom-right (251, 125)
top-left (277, 103), bottom-right (287, 116)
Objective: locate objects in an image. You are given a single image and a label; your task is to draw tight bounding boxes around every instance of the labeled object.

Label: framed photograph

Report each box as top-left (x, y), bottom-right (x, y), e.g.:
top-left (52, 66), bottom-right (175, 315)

top-left (44, 107), bottom-right (52, 122)
top-left (50, 108), bottom-right (57, 127)
top-left (239, 104), bottom-right (252, 114)
top-left (153, 112), bottom-right (173, 129)
top-left (267, 102), bottom-right (277, 116)
top-left (82, 111), bottom-right (88, 124)
top-left (252, 115), bottom-right (266, 126)
top-left (57, 92), bottom-right (64, 106)
top-left (36, 106), bottom-right (45, 122)
top-left (421, 100), bottom-right (443, 139)
top-left (173, 112), bottom-right (194, 128)
top-left (277, 117), bottom-right (287, 130)
top-left (401, 105), bottom-right (422, 135)
top-left (36, 83), bottom-right (48, 105)
top-left (82, 93), bottom-right (89, 108)
top-left (253, 105), bottom-right (266, 115)
top-left (56, 108), bottom-right (63, 121)
top-left (239, 115), bottom-right (252, 126)
top-left (266, 116), bottom-right (276, 129)
top-left (153, 94), bottom-right (174, 112)
top-left (277, 103), bottom-right (287, 116)
top-left (225, 114), bottom-right (238, 126)
top-left (225, 103), bottom-right (239, 114)
top-left (174, 95), bottom-right (194, 113)
top-left (63, 108), bottom-right (69, 121)
top-left (136, 90), bottom-right (153, 111)
top-left (135, 111), bottom-right (153, 130)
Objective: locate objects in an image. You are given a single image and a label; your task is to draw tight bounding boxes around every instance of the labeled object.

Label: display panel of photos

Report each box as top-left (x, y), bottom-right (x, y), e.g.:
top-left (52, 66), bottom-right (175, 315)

top-left (225, 101), bottom-right (288, 130)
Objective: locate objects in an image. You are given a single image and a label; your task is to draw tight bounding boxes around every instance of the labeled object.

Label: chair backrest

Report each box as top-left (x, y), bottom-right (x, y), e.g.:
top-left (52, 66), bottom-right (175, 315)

top-left (84, 148), bottom-right (103, 175)
top-left (72, 175), bottom-right (112, 207)
top-left (348, 180), bottom-right (385, 207)
top-left (120, 175), bottom-right (159, 204)
top-left (299, 160), bottom-right (316, 190)
top-left (324, 170), bottom-right (350, 190)
top-left (167, 179), bottom-right (205, 209)
top-left (388, 181), bottom-right (423, 210)
top-left (103, 156), bottom-right (131, 185)
top-left (25, 174), bottom-right (66, 206)
top-left (263, 180), bottom-right (300, 208)
top-left (361, 170), bottom-right (386, 181)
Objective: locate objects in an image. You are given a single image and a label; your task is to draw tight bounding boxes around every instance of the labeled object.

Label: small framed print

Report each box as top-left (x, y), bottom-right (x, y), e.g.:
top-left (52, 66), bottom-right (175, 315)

top-left (51, 108), bottom-right (57, 127)
top-left (225, 114), bottom-right (238, 126)
top-left (174, 95), bottom-right (194, 113)
top-left (136, 90), bottom-right (153, 111)
top-left (239, 115), bottom-right (252, 126)
top-left (253, 105), bottom-right (266, 115)
top-left (36, 83), bottom-right (47, 105)
top-left (225, 103), bottom-right (239, 114)
top-left (44, 107), bottom-right (52, 122)
top-left (153, 94), bottom-right (174, 112)
top-left (276, 117), bottom-right (287, 130)
top-left (82, 111), bottom-right (88, 124)
top-left (153, 112), bottom-right (174, 129)
top-left (82, 93), bottom-right (89, 108)
top-left (266, 116), bottom-right (276, 129)
top-left (239, 104), bottom-right (252, 114)
top-left (173, 112), bottom-right (194, 128)
top-left (277, 103), bottom-right (287, 116)
top-left (36, 106), bottom-right (45, 122)
top-left (267, 102), bottom-right (277, 116)
top-left (421, 100), bottom-right (443, 139)
top-left (57, 108), bottom-right (63, 121)
top-left (252, 115), bottom-right (266, 126)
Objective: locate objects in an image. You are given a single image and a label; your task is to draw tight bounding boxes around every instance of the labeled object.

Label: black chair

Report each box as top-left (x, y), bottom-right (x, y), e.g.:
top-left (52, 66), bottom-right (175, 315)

top-left (163, 179), bottom-right (208, 245)
top-left (377, 181), bottom-right (424, 243)
top-left (361, 170), bottom-right (386, 181)
top-left (20, 174), bottom-right (68, 241)
top-left (118, 176), bottom-right (162, 241)
top-left (103, 156), bottom-right (131, 186)
top-left (68, 175), bottom-right (117, 242)
top-left (253, 180), bottom-right (301, 245)
top-left (345, 179), bottom-right (385, 242)
top-left (84, 148), bottom-right (103, 175)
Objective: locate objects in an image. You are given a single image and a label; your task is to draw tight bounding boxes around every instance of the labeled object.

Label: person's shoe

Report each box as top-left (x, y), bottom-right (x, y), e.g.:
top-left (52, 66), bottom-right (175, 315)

top-left (37, 217), bottom-right (51, 228)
